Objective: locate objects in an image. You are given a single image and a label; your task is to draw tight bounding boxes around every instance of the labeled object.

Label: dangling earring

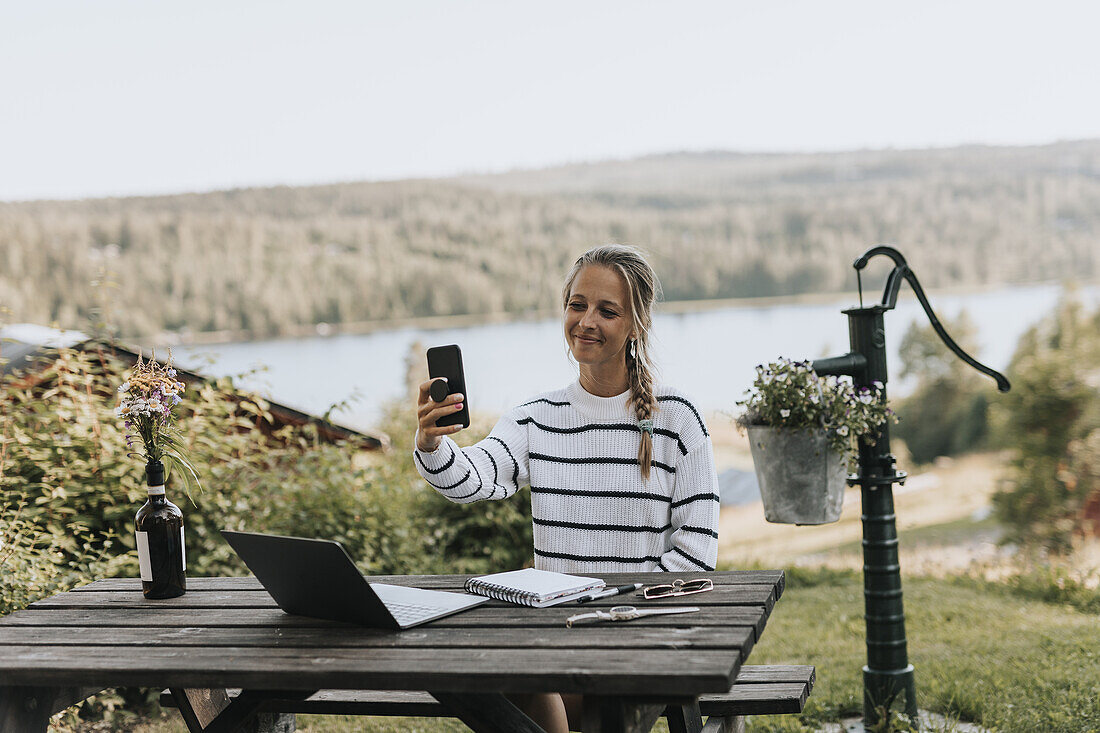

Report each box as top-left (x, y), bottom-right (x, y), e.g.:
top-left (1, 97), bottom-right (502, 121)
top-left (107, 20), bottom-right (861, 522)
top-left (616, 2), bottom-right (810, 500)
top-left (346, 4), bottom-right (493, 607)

top-left (629, 339), bottom-right (636, 360)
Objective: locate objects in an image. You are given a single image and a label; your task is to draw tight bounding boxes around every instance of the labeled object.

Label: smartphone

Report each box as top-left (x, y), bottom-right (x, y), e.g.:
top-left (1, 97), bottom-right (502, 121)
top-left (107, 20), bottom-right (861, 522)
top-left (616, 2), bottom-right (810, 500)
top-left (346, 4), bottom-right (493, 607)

top-left (426, 344), bottom-right (470, 429)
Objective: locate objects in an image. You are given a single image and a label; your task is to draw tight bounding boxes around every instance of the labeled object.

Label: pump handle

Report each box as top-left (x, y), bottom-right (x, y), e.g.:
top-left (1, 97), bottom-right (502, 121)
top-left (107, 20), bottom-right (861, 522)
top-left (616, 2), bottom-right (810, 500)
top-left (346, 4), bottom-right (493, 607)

top-left (854, 245), bottom-right (1011, 392)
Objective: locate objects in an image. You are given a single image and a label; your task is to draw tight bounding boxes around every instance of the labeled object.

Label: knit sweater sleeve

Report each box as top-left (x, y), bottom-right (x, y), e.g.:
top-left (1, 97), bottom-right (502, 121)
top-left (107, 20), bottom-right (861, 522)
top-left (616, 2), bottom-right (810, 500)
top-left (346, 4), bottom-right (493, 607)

top-left (413, 408), bottom-right (529, 503)
top-left (659, 435), bottom-right (721, 572)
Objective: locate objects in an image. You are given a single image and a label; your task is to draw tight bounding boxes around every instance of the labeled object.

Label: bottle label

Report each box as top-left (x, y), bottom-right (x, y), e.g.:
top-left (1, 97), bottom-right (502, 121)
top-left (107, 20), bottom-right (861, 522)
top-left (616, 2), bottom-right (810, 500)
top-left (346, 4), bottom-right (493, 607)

top-left (136, 531), bottom-right (152, 581)
top-left (147, 485), bottom-right (165, 496)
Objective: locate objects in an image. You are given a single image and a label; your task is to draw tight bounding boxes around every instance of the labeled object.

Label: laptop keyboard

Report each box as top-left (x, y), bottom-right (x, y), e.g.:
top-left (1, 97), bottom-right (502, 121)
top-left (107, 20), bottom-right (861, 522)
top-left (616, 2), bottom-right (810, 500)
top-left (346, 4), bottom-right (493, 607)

top-left (386, 601), bottom-right (445, 624)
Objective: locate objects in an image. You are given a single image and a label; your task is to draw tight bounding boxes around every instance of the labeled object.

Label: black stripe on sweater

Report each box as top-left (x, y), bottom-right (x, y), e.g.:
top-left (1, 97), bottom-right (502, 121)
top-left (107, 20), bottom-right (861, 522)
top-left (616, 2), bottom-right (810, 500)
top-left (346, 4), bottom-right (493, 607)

top-left (478, 445), bottom-right (500, 500)
top-left (655, 428), bottom-right (689, 455)
top-left (424, 470), bottom-right (472, 492)
top-left (488, 436), bottom-right (519, 488)
top-left (530, 486), bottom-right (673, 503)
top-left (449, 482), bottom-right (486, 501)
top-left (520, 398), bottom-right (571, 408)
top-left (670, 492), bottom-right (721, 509)
top-left (674, 546), bottom-right (715, 571)
top-left (460, 448), bottom-right (486, 494)
top-left (534, 549), bottom-right (664, 565)
top-left (516, 418), bottom-right (687, 455)
top-left (529, 453), bottom-right (676, 474)
top-left (415, 445), bottom-right (455, 475)
top-left (679, 525), bottom-right (720, 539)
top-left (657, 395), bottom-right (709, 437)
top-left (532, 517), bottom-right (673, 534)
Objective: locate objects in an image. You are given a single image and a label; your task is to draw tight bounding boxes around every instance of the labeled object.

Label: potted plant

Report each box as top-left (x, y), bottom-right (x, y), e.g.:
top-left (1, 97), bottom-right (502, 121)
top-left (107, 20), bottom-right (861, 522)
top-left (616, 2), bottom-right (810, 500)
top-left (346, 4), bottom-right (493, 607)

top-left (735, 358), bottom-right (896, 525)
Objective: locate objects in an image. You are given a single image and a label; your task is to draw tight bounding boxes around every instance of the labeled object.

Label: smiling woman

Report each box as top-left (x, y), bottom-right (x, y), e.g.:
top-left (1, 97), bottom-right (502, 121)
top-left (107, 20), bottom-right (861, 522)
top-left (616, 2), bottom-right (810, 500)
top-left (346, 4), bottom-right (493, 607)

top-left (412, 243), bottom-right (719, 577)
top-left (411, 243), bottom-right (721, 732)
top-left (565, 265), bottom-right (635, 393)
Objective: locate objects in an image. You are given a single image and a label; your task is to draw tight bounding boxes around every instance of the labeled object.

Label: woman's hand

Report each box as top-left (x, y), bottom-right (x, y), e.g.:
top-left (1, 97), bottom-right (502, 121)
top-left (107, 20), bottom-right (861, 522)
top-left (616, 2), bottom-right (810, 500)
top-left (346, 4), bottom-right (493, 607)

top-left (416, 379), bottom-right (465, 452)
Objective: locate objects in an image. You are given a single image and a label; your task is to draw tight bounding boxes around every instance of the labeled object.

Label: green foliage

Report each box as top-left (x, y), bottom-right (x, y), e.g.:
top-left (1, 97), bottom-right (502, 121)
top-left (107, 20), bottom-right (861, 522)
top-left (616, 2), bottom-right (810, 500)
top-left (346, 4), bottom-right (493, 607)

top-left (0, 492), bottom-right (127, 616)
top-left (893, 312), bottom-right (993, 464)
top-left (1065, 428), bottom-right (1100, 538)
top-left (420, 485), bottom-right (534, 575)
top-left (990, 295), bottom-right (1100, 552)
top-left (372, 399), bottom-right (535, 575)
top-left (2, 348), bottom-right (142, 572)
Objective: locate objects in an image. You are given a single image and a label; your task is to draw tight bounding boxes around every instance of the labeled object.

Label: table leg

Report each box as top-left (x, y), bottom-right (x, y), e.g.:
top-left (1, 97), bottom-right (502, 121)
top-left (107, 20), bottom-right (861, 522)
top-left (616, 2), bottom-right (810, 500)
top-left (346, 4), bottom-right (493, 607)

top-left (0, 686), bottom-right (51, 731)
top-left (429, 691), bottom-right (547, 733)
top-left (172, 688), bottom-right (233, 731)
top-left (170, 688), bottom-right (302, 733)
top-left (700, 717), bottom-right (744, 733)
top-left (581, 696), bottom-right (666, 733)
top-left (0, 685), bottom-right (101, 732)
top-left (666, 701), bottom-right (704, 733)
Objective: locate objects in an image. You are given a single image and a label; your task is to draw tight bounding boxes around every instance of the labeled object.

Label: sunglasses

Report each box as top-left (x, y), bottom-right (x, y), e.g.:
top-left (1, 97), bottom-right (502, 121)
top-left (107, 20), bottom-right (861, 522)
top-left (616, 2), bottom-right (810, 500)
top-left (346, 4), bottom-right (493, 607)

top-left (640, 578), bottom-right (714, 599)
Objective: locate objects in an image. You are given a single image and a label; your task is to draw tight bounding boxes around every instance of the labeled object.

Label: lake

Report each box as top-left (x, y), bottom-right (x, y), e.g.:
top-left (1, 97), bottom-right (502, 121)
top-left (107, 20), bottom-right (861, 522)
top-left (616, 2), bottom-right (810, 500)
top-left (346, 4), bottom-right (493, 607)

top-left (173, 282), bottom-right (1099, 434)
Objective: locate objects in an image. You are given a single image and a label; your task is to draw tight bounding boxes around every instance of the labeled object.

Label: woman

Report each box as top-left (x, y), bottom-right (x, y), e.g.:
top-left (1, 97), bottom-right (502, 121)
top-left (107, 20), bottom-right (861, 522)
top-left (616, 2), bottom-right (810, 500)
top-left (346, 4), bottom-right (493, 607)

top-left (413, 244), bottom-right (720, 730)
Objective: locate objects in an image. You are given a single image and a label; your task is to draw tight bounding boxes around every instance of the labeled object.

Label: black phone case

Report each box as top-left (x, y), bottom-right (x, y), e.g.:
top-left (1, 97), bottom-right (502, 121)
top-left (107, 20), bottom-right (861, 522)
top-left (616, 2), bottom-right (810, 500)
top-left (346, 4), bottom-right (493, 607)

top-left (426, 344), bottom-right (470, 429)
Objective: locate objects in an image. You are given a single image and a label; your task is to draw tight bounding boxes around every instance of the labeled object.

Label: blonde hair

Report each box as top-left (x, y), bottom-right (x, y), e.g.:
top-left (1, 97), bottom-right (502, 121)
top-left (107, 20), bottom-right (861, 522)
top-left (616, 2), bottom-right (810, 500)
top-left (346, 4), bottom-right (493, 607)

top-left (562, 244), bottom-right (663, 480)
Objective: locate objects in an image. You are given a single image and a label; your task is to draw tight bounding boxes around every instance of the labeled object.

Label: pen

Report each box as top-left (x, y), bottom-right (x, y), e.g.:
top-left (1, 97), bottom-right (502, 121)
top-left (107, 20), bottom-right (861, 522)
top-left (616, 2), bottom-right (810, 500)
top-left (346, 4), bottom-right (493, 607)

top-left (576, 583), bottom-right (644, 604)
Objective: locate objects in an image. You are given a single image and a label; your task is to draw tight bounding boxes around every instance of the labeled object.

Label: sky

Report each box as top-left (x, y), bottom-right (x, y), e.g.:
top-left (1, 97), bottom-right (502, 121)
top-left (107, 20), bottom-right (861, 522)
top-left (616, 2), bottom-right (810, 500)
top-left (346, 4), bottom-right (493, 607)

top-left (3, 0), bottom-right (1099, 201)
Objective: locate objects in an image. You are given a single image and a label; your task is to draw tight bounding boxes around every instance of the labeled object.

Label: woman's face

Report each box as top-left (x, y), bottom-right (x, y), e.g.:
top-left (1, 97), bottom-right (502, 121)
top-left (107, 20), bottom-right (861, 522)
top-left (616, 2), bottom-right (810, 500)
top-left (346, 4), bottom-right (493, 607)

top-left (565, 265), bottom-right (635, 372)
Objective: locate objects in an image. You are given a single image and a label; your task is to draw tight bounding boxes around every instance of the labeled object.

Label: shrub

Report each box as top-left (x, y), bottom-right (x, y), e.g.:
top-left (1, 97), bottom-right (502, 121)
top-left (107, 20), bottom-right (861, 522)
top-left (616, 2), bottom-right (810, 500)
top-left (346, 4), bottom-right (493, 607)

top-left (372, 398), bottom-right (534, 575)
top-left (990, 294), bottom-right (1100, 552)
top-left (0, 492), bottom-right (126, 616)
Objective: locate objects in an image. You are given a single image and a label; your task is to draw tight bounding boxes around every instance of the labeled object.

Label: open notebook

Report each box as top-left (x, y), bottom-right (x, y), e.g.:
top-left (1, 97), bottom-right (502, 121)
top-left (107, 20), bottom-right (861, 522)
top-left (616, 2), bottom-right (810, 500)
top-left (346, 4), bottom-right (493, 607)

top-left (464, 568), bottom-right (605, 608)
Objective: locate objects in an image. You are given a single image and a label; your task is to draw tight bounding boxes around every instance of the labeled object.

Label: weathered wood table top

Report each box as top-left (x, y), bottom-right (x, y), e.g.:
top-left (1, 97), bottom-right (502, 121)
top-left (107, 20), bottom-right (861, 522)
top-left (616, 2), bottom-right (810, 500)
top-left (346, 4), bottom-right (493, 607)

top-left (0, 570), bottom-right (784, 732)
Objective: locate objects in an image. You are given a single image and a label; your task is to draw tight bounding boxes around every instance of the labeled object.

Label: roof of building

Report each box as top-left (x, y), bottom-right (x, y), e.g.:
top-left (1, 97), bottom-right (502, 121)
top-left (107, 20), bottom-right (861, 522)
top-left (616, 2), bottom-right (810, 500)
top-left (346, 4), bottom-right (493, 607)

top-left (1, 324), bottom-right (389, 451)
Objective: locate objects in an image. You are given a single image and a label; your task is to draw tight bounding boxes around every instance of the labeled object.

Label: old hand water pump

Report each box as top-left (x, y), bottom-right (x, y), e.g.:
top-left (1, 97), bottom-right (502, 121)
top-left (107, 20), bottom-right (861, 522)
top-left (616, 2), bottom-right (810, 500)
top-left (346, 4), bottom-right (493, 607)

top-left (811, 245), bottom-right (1010, 726)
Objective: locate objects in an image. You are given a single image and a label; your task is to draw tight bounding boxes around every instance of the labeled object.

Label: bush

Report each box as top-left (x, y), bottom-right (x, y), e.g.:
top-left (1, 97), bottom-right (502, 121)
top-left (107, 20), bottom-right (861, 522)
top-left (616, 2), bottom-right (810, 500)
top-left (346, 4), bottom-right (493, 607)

top-left (371, 398), bottom-right (534, 575)
top-left (990, 295), bottom-right (1100, 552)
top-left (0, 492), bottom-right (126, 616)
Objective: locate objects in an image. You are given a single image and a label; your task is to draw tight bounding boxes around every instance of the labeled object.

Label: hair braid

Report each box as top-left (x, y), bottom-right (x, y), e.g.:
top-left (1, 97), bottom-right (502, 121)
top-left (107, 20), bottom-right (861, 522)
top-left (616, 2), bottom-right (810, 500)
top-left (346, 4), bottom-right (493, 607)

top-left (628, 340), bottom-right (658, 480)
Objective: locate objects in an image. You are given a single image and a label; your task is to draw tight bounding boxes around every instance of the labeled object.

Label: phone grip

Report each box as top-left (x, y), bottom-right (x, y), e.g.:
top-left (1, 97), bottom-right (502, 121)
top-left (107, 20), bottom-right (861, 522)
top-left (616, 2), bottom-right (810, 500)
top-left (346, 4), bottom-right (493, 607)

top-left (429, 378), bottom-right (450, 403)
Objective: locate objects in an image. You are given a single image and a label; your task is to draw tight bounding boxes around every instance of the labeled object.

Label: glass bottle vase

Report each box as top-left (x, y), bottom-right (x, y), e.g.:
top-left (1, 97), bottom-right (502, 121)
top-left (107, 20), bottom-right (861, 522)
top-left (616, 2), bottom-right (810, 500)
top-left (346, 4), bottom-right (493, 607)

top-left (135, 459), bottom-right (187, 599)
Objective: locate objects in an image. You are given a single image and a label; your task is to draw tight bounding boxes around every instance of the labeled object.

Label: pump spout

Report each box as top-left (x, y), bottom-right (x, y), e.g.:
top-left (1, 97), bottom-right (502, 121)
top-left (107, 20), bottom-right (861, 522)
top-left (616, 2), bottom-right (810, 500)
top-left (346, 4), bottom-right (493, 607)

top-left (853, 245), bottom-right (1011, 393)
top-left (812, 353), bottom-right (868, 380)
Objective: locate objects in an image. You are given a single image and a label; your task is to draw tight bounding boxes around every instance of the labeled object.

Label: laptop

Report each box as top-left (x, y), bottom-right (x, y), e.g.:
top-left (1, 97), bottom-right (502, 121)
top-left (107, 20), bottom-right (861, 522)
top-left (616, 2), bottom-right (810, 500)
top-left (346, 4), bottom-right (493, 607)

top-left (221, 529), bottom-right (489, 629)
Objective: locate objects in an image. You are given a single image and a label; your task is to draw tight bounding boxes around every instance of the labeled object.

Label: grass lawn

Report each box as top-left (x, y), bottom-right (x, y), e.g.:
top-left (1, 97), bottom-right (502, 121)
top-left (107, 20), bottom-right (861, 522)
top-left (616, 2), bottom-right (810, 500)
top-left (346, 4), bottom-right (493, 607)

top-left (743, 569), bottom-right (1100, 732)
top-left (82, 568), bottom-right (1098, 733)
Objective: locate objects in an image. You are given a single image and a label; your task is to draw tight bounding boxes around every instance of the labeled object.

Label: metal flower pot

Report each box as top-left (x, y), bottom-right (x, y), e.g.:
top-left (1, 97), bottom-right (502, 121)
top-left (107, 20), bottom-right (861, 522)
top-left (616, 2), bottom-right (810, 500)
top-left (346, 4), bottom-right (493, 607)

top-left (747, 425), bottom-right (846, 525)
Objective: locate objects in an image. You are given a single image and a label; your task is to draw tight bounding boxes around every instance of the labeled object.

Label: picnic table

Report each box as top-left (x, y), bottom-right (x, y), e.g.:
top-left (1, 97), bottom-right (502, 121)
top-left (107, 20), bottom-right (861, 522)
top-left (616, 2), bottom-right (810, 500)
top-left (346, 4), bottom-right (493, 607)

top-left (0, 570), bottom-right (794, 732)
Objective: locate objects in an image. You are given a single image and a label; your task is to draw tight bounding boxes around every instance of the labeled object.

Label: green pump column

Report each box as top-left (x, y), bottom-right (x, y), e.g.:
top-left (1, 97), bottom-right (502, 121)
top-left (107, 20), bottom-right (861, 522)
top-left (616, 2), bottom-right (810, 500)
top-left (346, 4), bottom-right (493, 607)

top-left (843, 304), bottom-right (917, 725)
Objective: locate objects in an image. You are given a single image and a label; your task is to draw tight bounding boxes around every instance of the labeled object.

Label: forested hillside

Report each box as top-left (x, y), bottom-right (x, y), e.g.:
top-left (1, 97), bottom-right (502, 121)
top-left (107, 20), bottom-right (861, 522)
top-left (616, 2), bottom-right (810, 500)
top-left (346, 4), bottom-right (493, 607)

top-left (2, 141), bottom-right (1099, 340)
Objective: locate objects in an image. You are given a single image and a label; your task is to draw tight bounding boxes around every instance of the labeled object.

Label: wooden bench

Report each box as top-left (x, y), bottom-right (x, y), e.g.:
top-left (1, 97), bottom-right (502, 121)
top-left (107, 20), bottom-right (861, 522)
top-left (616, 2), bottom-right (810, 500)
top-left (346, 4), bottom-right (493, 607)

top-left (161, 664), bottom-right (814, 733)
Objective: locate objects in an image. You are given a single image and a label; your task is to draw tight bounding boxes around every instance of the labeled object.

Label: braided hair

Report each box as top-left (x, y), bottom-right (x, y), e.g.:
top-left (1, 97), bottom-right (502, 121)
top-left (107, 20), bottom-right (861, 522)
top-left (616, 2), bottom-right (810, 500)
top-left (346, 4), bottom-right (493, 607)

top-left (562, 244), bottom-right (663, 480)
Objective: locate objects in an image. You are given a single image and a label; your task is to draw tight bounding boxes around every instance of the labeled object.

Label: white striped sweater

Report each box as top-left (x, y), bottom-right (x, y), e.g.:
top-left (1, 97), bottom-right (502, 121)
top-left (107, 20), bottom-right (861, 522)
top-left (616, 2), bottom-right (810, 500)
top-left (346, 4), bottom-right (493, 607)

top-left (414, 379), bottom-right (720, 573)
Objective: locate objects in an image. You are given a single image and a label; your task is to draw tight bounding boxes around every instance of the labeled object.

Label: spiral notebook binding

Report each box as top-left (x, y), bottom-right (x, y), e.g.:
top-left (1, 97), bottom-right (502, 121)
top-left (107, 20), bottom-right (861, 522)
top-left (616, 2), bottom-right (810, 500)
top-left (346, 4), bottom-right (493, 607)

top-left (463, 578), bottom-right (540, 606)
